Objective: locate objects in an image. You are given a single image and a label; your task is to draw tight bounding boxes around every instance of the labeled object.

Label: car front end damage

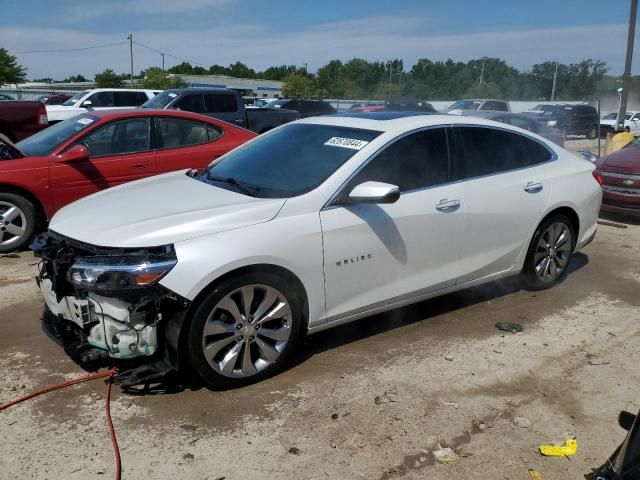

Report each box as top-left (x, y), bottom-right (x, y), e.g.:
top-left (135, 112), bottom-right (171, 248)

top-left (32, 231), bottom-right (190, 386)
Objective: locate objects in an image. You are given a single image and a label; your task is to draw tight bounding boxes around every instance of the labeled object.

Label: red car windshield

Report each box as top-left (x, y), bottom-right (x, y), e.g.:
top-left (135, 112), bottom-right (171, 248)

top-left (17, 114), bottom-right (99, 156)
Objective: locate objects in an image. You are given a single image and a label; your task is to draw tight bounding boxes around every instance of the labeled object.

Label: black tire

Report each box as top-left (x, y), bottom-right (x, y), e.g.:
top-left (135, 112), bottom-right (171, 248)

top-left (586, 124), bottom-right (598, 139)
top-left (521, 214), bottom-right (575, 291)
top-left (0, 192), bottom-right (38, 253)
top-left (186, 271), bottom-right (305, 389)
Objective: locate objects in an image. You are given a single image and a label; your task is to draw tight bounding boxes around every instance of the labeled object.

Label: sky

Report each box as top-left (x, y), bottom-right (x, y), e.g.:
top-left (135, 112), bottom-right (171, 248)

top-left (1, 0), bottom-right (638, 80)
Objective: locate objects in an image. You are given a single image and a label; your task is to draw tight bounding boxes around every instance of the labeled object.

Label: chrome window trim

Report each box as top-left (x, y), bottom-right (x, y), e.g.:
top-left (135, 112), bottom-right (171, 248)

top-left (322, 123), bottom-right (557, 210)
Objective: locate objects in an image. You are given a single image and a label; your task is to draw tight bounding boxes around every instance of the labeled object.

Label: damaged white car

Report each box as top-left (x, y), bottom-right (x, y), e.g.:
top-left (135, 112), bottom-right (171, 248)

top-left (33, 112), bottom-right (601, 388)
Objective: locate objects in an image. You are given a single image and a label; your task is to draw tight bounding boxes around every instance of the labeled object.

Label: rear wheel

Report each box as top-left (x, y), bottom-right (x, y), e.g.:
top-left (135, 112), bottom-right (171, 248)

top-left (521, 214), bottom-right (575, 290)
top-left (0, 193), bottom-right (37, 253)
top-left (186, 272), bottom-right (304, 388)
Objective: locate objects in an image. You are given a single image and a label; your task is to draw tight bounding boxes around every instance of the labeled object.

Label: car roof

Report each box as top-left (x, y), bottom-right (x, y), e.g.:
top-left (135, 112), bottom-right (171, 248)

top-left (163, 88), bottom-right (234, 95)
top-left (297, 112), bottom-right (541, 136)
top-left (78, 108), bottom-right (229, 123)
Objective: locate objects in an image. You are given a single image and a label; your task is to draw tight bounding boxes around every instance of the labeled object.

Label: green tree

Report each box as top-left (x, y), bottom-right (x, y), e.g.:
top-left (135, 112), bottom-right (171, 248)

top-left (227, 61), bottom-right (255, 78)
top-left (140, 67), bottom-right (187, 89)
top-left (261, 65), bottom-right (302, 80)
top-left (464, 81), bottom-right (503, 99)
top-left (0, 48), bottom-right (27, 85)
top-left (63, 74), bottom-right (88, 83)
top-left (281, 74), bottom-right (317, 98)
top-left (168, 62), bottom-right (195, 74)
top-left (94, 68), bottom-right (125, 88)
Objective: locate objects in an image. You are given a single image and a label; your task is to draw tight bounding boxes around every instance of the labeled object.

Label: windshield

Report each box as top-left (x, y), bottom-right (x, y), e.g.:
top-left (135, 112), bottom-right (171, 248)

top-left (202, 123), bottom-right (381, 198)
top-left (449, 100), bottom-right (481, 111)
top-left (17, 114), bottom-right (99, 156)
top-left (141, 90), bottom-right (177, 109)
top-left (62, 91), bottom-right (89, 106)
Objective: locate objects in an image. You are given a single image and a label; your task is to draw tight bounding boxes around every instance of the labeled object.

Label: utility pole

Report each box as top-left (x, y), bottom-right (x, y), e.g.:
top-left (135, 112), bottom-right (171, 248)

top-left (388, 60), bottom-right (393, 99)
top-left (551, 62), bottom-right (558, 101)
top-left (616, 0), bottom-right (637, 132)
top-left (479, 60), bottom-right (485, 85)
top-left (161, 53), bottom-right (165, 71)
top-left (127, 34), bottom-right (134, 86)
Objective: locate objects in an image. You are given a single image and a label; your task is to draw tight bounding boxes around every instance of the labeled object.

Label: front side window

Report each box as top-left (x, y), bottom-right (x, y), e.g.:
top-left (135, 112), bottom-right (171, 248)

top-left (175, 94), bottom-right (205, 113)
top-left (80, 117), bottom-right (150, 157)
top-left (88, 92), bottom-right (115, 107)
top-left (348, 128), bottom-right (450, 192)
top-left (157, 117), bottom-right (213, 148)
top-left (203, 123), bottom-right (381, 198)
top-left (453, 126), bottom-right (551, 180)
top-left (63, 91), bottom-right (89, 106)
top-left (204, 94), bottom-right (238, 113)
top-left (483, 101), bottom-right (508, 112)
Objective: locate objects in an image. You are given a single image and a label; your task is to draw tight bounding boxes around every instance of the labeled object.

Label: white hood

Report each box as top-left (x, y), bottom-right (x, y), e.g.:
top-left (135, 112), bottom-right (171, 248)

top-left (49, 171), bottom-right (286, 248)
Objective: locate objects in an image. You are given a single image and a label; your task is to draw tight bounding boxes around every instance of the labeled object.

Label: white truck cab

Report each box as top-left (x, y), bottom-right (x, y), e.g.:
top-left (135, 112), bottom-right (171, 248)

top-left (46, 88), bottom-right (157, 124)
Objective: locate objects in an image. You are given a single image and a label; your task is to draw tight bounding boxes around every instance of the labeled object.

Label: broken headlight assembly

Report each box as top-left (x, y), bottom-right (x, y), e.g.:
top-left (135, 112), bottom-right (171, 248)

top-left (67, 252), bottom-right (177, 292)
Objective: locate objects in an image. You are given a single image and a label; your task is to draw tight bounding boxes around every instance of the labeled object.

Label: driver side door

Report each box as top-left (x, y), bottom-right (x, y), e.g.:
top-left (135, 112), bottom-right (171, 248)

top-left (319, 127), bottom-right (465, 321)
top-left (50, 117), bottom-right (156, 210)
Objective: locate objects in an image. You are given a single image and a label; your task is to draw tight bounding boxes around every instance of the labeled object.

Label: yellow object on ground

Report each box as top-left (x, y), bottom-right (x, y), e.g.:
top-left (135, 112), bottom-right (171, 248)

top-left (528, 469), bottom-right (543, 480)
top-left (605, 131), bottom-right (634, 156)
top-left (539, 437), bottom-right (578, 456)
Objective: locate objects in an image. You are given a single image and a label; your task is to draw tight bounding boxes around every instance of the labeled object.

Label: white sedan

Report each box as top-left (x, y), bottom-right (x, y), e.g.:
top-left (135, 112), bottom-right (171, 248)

top-left (34, 112), bottom-right (602, 387)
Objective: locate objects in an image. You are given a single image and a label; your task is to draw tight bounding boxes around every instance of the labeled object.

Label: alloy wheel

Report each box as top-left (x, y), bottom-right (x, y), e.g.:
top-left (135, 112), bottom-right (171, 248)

top-left (201, 284), bottom-right (292, 378)
top-left (534, 222), bottom-right (572, 282)
top-left (0, 201), bottom-right (27, 247)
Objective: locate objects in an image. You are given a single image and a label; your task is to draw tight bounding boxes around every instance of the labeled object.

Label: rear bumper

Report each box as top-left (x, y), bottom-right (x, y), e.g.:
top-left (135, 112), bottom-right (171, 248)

top-left (601, 192), bottom-right (640, 215)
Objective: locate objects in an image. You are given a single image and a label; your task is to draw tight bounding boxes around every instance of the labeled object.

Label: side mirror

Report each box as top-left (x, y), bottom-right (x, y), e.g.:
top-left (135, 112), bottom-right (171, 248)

top-left (81, 100), bottom-right (92, 109)
top-left (58, 144), bottom-right (89, 164)
top-left (347, 181), bottom-right (400, 204)
top-left (619, 411), bottom-right (637, 432)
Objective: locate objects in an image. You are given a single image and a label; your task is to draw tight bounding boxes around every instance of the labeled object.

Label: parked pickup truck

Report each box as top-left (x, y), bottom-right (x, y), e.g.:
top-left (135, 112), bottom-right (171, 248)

top-left (142, 88), bottom-right (300, 133)
top-left (0, 101), bottom-right (48, 141)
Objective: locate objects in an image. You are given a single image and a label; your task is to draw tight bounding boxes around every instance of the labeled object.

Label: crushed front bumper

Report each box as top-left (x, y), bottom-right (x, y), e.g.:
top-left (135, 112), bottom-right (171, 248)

top-left (32, 232), bottom-right (191, 386)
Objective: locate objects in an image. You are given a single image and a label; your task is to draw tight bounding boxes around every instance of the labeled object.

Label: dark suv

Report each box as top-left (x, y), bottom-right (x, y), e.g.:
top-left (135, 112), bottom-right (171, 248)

top-left (525, 104), bottom-right (599, 139)
top-left (267, 99), bottom-right (337, 118)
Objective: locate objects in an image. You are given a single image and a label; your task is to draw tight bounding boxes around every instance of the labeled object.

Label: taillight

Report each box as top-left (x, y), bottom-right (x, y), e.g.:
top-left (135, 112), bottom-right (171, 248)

top-left (38, 103), bottom-right (48, 126)
top-left (592, 170), bottom-right (603, 185)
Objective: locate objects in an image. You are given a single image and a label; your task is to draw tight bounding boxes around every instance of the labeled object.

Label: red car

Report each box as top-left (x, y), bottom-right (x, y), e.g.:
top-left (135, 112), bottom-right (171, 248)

top-left (0, 109), bottom-right (255, 252)
top-left (596, 137), bottom-right (640, 215)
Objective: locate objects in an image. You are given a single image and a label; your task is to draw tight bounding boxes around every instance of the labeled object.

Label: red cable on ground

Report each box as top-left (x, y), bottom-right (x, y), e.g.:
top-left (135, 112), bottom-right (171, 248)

top-left (0, 368), bottom-right (121, 480)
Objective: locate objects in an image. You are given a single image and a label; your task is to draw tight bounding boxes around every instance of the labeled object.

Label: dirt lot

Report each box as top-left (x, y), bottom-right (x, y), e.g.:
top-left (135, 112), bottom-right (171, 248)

top-left (1, 140), bottom-right (639, 480)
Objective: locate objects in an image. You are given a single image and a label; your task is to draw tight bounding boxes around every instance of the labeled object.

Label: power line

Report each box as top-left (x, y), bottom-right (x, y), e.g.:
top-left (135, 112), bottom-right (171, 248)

top-left (133, 40), bottom-right (210, 68)
top-left (15, 41), bottom-right (128, 54)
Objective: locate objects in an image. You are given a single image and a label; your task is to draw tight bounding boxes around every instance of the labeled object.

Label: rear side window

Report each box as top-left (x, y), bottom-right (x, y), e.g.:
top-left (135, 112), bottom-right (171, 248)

top-left (452, 127), bottom-right (551, 180)
top-left (175, 94), bottom-right (205, 113)
top-left (204, 94), bottom-right (238, 113)
top-left (349, 128), bottom-right (450, 192)
top-left (114, 91), bottom-right (148, 107)
top-left (157, 117), bottom-right (211, 148)
top-left (207, 124), bottom-right (223, 141)
top-left (482, 101), bottom-right (508, 112)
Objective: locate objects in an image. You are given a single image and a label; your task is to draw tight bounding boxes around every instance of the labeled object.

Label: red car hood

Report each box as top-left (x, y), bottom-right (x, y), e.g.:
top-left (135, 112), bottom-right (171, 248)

top-left (601, 146), bottom-right (640, 172)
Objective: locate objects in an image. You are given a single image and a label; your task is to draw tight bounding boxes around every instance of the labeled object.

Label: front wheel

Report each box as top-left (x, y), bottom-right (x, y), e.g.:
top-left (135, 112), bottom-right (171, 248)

top-left (0, 193), bottom-right (38, 253)
top-left (521, 215), bottom-right (575, 290)
top-left (186, 272), bottom-right (304, 388)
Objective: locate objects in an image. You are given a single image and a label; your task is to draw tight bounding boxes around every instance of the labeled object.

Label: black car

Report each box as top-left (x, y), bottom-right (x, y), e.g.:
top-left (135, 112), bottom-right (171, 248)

top-left (524, 104), bottom-right (599, 139)
top-left (462, 110), bottom-right (564, 146)
top-left (594, 409), bottom-right (640, 479)
top-left (267, 99), bottom-right (337, 118)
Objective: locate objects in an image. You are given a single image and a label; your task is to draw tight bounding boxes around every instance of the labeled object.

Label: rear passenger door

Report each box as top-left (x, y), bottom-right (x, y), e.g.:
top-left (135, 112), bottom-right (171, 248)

top-left (451, 126), bottom-right (552, 283)
top-left (154, 116), bottom-right (228, 173)
top-left (203, 93), bottom-right (245, 126)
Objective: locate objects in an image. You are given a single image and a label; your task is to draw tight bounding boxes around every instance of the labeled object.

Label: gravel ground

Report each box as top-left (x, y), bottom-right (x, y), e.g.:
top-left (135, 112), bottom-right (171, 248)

top-left (1, 212), bottom-right (639, 480)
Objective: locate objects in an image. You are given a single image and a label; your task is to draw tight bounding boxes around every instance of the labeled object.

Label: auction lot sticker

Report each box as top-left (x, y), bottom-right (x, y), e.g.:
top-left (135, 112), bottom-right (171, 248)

top-left (324, 137), bottom-right (369, 150)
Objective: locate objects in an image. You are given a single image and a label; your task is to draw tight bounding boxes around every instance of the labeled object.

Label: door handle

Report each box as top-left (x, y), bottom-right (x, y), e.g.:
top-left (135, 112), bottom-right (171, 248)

top-left (234, 118), bottom-right (244, 123)
top-left (524, 181), bottom-right (543, 193)
top-left (435, 199), bottom-right (461, 212)
top-left (131, 164), bottom-right (147, 169)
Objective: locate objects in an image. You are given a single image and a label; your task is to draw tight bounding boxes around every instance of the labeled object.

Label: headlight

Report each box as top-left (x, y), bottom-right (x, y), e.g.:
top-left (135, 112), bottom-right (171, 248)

top-left (547, 120), bottom-right (558, 127)
top-left (67, 253), bottom-right (177, 291)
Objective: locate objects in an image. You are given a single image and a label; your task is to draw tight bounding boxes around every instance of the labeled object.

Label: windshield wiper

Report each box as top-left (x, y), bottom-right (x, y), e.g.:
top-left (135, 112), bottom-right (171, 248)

top-left (207, 174), bottom-right (261, 195)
